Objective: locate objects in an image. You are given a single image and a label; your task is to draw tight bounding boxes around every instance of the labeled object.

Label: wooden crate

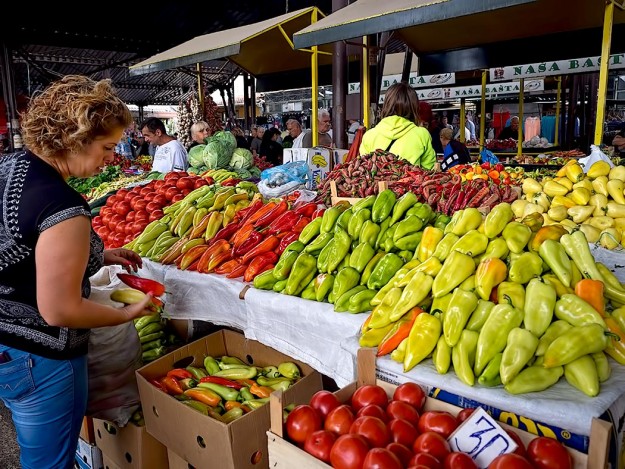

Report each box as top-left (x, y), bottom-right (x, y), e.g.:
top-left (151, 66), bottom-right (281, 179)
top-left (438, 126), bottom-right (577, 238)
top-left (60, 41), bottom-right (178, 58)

top-left (267, 349), bottom-right (611, 469)
top-left (329, 180), bottom-right (388, 206)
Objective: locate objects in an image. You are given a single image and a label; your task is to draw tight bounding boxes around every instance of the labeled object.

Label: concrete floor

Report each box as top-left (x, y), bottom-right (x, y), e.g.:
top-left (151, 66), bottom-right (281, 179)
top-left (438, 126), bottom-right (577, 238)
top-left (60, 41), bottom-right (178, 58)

top-left (0, 402), bottom-right (20, 469)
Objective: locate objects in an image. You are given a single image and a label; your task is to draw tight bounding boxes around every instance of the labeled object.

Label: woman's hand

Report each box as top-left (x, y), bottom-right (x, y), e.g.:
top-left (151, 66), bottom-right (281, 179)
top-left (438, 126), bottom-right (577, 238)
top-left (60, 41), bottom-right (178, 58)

top-left (104, 248), bottom-right (143, 273)
top-left (119, 293), bottom-right (158, 321)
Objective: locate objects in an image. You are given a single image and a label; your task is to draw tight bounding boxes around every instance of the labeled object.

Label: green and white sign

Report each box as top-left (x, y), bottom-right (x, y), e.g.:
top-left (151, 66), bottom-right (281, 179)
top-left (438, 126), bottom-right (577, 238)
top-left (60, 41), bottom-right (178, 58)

top-left (349, 72), bottom-right (455, 94)
top-left (490, 54), bottom-right (625, 81)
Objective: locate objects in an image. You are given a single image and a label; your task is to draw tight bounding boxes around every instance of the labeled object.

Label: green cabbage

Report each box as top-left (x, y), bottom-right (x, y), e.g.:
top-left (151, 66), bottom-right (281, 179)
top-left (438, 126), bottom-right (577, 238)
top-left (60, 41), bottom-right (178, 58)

top-left (233, 168), bottom-right (252, 180)
top-left (249, 167), bottom-right (261, 178)
top-left (229, 148), bottom-right (253, 169)
top-left (188, 144), bottom-right (206, 168)
top-left (212, 130), bottom-right (237, 157)
top-left (203, 140), bottom-right (231, 169)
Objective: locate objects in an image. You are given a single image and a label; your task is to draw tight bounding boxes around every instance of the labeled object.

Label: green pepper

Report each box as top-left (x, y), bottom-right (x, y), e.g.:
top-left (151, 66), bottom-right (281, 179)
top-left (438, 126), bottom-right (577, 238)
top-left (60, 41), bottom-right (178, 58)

top-left (359, 321), bottom-right (395, 347)
top-left (360, 220), bottom-right (381, 247)
top-left (450, 230), bottom-right (489, 257)
top-left (350, 243), bottom-right (376, 273)
top-left (393, 232), bottom-right (423, 252)
top-left (431, 293), bottom-right (453, 316)
top-left (432, 233), bottom-right (459, 262)
top-left (497, 281), bottom-right (526, 310)
top-left (379, 224), bottom-right (399, 252)
top-left (273, 279), bottom-right (287, 292)
top-left (544, 324), bottom-right (609, 368)
top-left (372, 189), bottom-right (396, 223)
top-left (348, 289), bottom-right (377, 314)
top-left (500, 328), bottom-right (539, 385)
top-left (447, 208), bottom-right (483, 236)
top-left (397, 250), bottom-right (413, 263)
top-left (410, 203), bottom-right (434, 225)
top-left (403, 312), bottom-right (441, 372)
top-left (390, 192), bottom-right (418, 224)
top-left (504, 365), bottom-right (564, 394)
top-left (388, 272), bottom-right (434, 322)
top-left (367, 253), bottom-right (404, 290)
top-left (434, 213), bottom-right (452, 231)
top-left (478, 238), bottom-right (510, 262)
top-left (314, 273), bottom-right (334, 302)
top-left (592, 352), bottom-right (611, 382)
top-left (564, 355), bottom-right (600, 397)
top-left (274, 250), bottom-right (299, 280)
top-left (300, 283), bottom-right (317, 300)
top-left (253, 269), bottom-right (279, 290)
top-left (285, 240), bottom-right (306, 255)
top-left (474, 303), bottom-right (524, 376)
top-left (484, 202), bottom-right (514, 239)
top-left (361, 252), bottom-right (385, 287)
top-left (477, 353), bottom-right (503, 387)
top-left (393, 216), bottom-right (423, 241)
top-left (347, 208), bottom-right (371, 239)
top-left (369, 287), bottom-right (403, 328)
top-left (298, 217), bottom-right (322, 244)
top-left (371, 268), bottom-right (409, 306)
top-left (524, 278), bottom-right (556, 337)
top-left (316, 238), bottom-right (335, 273)
top-left (185, 366), bottom-right (207, 381)
top-left (284, 253), bottom-right (317, 296)
top-left (452, 329), bottom-right (479, 386)
top-left (304, 232), bottom-right (334, 255)
top-left (554, 294), bottom-right (607, 328)
top-left (352, 194), bottom-right (375, 213)
top-left (432, 250), bottom-right (476, 298)
top-left (508, 252), bottom-right (543, 285)
top-left (331, 267), bottom-right (361, 303)
top-left (321, 201), bottom-right (350, 233)
top-left (335, 208), bottom-right (353, 233)
top-left (433, 336), bottom-right (451, 374)
top-left (443, 288), bottom-right (479, 347)
top-left (502, 221), bottom-right (533, 254)
top-left (326, 228), bottom-right (352, 273)
top-left (374, 218), bottom-right (391, 250)
top-left (536, 320), bottom-right (572, 356)
top-left (538, 239), bottom-right (573, 287)
top-left (334, 285), bottom-right (368, 312)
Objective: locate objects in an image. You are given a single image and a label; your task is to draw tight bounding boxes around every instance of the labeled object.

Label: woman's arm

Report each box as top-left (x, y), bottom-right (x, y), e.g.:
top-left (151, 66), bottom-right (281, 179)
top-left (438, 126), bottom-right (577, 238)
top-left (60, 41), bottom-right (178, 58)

top-left (36, 216), bottom-right (153, 328)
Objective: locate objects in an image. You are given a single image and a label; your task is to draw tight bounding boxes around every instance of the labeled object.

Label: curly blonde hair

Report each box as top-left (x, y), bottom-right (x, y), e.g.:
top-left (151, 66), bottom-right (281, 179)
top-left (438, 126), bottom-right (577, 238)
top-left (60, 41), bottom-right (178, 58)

top-left (21, 75), bottom-right (133, 159)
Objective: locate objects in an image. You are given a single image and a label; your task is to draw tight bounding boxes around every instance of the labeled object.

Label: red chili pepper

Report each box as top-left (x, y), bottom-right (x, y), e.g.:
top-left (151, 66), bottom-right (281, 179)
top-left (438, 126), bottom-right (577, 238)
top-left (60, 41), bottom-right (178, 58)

top-left (312, 208), bottom-right (326, 219)
top-left (293, 202), bottom-right (317, 218)
top-left (159, 376), bottom-right (184, 395)
top-left (241, 235), bottom-right (280, 264)
top-left (238, 200), bottom-right (264, 225)
top-left (149, 378), bottom-right (167, 393)
top-left (276, 232), bottom-right (300, 256)
top-left (233, 230), bottom-right (263, 257)
top-left (230, 222), bottom-right (255, 248)
top-left (221, 178), bottom-right (241, 186)
top-left (266, 210), bottom-right (299, 235)
top-left (253, 200), bottom-right (288, 229)
top-left (226, 261), bottom-right (248, 279)
top-left (211, 221), bottom-right (242, 245)
top-left (243, 251), bottom-right (279, 282)
top-left (167, 368), bottom-right (193, 380)
top-left (214, 258), bottom-right (243, 275)
top-left (291, 216), bottom-right (310, 234)
top-left (199, 376), bottom-right (245, 390)
top-left (117, 274), bottom-right (165, 296)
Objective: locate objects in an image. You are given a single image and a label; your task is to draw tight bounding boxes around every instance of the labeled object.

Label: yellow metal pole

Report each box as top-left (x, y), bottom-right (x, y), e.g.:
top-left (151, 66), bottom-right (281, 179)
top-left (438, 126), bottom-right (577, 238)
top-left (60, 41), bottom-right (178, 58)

top-left (595, 1), bottom-right (614, 145)
top-left (196, 63), bottom-right (205, 115)
top-left (518, 78), bottom-right (524, 157)
top-left (362, 36), bottom-right (370, 129)
top-left (554, 76), bottom-right (562, 147)
top-left (480, 70), bottom-right (487, 151)
top-left (311, 8), bottom-right (319, 147)
top-left (460, 99), bottom-right (466, 143)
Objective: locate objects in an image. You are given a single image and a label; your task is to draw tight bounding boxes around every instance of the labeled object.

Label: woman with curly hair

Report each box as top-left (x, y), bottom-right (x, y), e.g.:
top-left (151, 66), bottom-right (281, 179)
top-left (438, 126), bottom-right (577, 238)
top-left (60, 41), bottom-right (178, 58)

top-left (0, 75), bottom-right (155, 468)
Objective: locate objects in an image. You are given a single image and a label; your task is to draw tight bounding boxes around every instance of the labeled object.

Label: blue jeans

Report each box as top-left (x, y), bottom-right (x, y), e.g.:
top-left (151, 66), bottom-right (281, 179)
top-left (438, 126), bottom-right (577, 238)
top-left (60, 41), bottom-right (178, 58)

top-left (0, 345), bottom-right (87, 469)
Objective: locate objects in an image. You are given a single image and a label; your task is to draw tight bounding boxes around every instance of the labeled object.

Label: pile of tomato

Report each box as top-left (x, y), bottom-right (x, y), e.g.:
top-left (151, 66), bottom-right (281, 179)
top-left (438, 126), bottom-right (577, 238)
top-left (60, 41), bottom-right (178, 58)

top-left (284, 383), bottom-right (573, 469)
top-left (92, 171), bottom-right (210, 249)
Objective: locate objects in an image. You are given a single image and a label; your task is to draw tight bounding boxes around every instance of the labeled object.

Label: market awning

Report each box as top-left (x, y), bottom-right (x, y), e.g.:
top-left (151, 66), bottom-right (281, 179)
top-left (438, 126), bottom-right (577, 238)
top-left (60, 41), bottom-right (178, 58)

top-left (130, 7), bottom-right (333, 77)
top-left (293, 0), bottom-right (625, 54)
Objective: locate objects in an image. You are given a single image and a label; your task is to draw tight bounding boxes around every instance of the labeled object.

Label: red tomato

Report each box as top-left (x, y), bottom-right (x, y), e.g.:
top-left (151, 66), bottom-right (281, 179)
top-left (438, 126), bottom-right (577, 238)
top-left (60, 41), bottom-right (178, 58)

top-left (412, 431), bottom-right (450, 462)
top-left (165, 186), bottom-right (179, 201)
top-left (351, 385), bottom-right (389, 412)
top-left (357, 405), bottom-right (388, 423)
top-left (95, 226), bottom-right (110, 239)
top-left (303, 429), bottom-right (336, 464)
top-left (330, 434), bottom-right (370, 469)
top-left (124, 223), bottom-right (135, 236)
top-left (92, 216), bottom-right (103, 227)
top-left (164, 172), bottom-right (180, 181)
top-left (488, 453), bottom-right (534, 469)
top-left (349, 416), bottom-right (390, 448)
top-left (134, 210), bottom-right (149, 222)
top-left (100, 206), bottom-right (112, 217)
top-left (145, 201), bottom-right (161, 213)
top-left (114, 200), bottom-right (131, 216)
top-left (133, 220), bottom-right (149, 234)
top-left (116, 189), bottom-right (130, 200)
top-left (181, 188), bottom-right (192, 197)
top-left (526, 437), bottom-right (573, 469)
top-left (285, 405), bottom-right (322, 445)
top-left (325, 405), bottom-right (355, 436)
top-left (133, 199), bottom-right (148, 212)
top-left (388, 418), bottom-right (419, 447)
top-left (143, 192), bottom-right (155, 203)
top-left (418, 411), bottom-right (459, 439)
top-left (108, 214), bottom-right (124, 231)
top-left (444, 452), bottom-right (477, 469)
top-left (124, 191), bottom-right (135, 203)
top-left (363, 448), bottom-right (402, 469)
top-left (204, 176), bottom-right (215, 185)
top-left (149, 210), bottom-right (164, 222)
top-left (194, 178), bottom-right (208, 189)
top-left (506, 430), bottom-right (528, 458)
top-left (154, 180), bottom-right (166, 190)
top-left (386, 442), bottom-right (413, 467)
top-left (105, 195), bottom-right (119, 207)
top-left (393, 382), bottom-right (426, 412)
top-left (124, 235), bottom-right (134, 245)
top-left (113, 232), bottom-right (125, 246)
top-left (125, 211), bottom-right (136, 222)
top-left (456, 408), bottom-right (476, 424)
top-left (386, 400), bottom-right (420, 427)
top-left (152, 194), bottom-right (167, 207)
top-left (171, 193), bottom-right (185, 203)
top-left (101, 213), bottom-right (112, 227)
top-left (409, 452), bottom-right (442, 469)
top-left (309, 390), bottom-right (341, 421)
top-left (176, 177), bottom-right (195, 190)
top-left (139, 186), bottom-right (153, 196)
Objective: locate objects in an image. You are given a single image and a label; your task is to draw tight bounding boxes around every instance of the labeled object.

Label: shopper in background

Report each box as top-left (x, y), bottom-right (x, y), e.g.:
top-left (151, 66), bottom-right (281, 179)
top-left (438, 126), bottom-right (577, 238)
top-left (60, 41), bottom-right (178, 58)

top-left (188, 121), bottom-right (211, 150)
top-left (141, 117), bottom-right (189, 173)
top-left (260, 127), bottom-right (284, 166)
top-left (250, 126), bottom-right (264, 156)
top-left (498, 116), bottom-right (522, 140)
top-left (286, 119), bottom-right (307, 149)
top-left (302, 108), bottom-right (333, 148)
top-left (439, 127), bottom-right (472, 171)
top-left (230, 125), bottom-right (250, 149)
top-left (428, 114), bottom-right (444, 154)
top-left (0, 75), bottom-right (154, 469)
top-left (347, 118), bottom-right (361, 145)
top-left (441, 115), bottom-right (453, 130)
top-left (247, 125), bottom-right (258, 148)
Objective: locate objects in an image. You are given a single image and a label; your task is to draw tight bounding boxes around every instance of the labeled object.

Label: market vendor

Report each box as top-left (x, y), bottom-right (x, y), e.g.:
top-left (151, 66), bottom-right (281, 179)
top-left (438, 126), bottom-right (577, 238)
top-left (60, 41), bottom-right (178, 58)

top-left (358, 82), bottom-right (436, 169)
top-left (141, 117), bottom-right (189, 173)
top-left (439, 128), bottom-right (472, 171)
top-left (188, 121), bottom-right (211, 150)
top-left (497, 116), bottom-right (523, 140)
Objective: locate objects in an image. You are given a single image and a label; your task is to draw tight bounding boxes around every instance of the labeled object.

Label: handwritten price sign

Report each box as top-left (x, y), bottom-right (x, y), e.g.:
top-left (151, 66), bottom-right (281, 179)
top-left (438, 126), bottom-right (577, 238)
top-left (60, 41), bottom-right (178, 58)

top-left (448, 408), bottom-right (518, 468)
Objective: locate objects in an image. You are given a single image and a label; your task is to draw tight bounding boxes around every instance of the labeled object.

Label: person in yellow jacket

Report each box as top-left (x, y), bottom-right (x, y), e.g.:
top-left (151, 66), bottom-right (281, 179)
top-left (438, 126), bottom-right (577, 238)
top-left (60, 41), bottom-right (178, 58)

top-left (359, 82), bottom-right (436, 169)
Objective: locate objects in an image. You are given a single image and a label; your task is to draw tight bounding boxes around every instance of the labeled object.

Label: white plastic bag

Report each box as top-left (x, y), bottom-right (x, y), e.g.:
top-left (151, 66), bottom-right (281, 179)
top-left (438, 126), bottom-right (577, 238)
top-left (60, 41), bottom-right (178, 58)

top-left (579, 145), bottom-right (614, 173)
top-left (86, 266), bottom-right (142, 427)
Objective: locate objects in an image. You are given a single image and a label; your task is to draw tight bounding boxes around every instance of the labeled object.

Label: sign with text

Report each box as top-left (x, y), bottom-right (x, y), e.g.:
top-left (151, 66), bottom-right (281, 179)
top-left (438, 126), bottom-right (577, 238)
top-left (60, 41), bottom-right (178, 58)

top-left (490, 54), bottom-right (625, 81)
top-left (349, 72), bottom-right (455, 94)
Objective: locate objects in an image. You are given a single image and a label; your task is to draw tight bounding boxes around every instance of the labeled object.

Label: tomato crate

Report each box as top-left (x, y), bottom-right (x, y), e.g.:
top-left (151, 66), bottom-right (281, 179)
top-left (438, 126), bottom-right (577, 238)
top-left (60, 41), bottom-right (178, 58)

top-left (266, 349), bottom-right (610, 469)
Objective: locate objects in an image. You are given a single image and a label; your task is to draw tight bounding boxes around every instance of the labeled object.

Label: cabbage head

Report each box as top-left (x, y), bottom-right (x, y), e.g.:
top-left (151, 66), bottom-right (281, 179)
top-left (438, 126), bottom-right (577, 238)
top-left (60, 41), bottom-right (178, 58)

top-left (212, 130), bottom-right (237, 157)
top-left (230, 148), bottom-right (253, 169)
top-left (188, 144), bottom-right (206, 168)
top-left (203, 140), bottom-right (231, 169)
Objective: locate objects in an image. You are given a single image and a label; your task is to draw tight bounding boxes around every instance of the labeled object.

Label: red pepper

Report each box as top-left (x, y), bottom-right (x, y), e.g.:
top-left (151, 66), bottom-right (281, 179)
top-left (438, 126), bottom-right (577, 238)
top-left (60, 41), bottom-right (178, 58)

top-left (276, 232), bottom-right (300, 256)
top-left (167, 368), bottom-right (193, 380)
top-left (244, 252), bottom-right (279, 282)
top-left (211, 221), bottom-right (242, 245)
top-left (293, 202), bottom-right (317, 218)
top-left (230, 222), bottom-right (255, 248)
top-left (206, 249), bottom-right (232, 273)
top-left (150, 378), bottom-right (167, 393)
top-left (199, 376), bottom-right (245, 390)
top-left (117, 274), bottom-right (165, 296)
top-left (241, 235), bottom-right (280, 264)
top-left (233, 230), bottom-right (263, 257)
top-left (238, 200), bottom-right (264, 225)
top-left (266, 210), bottom-right (300, 235)
top-left (312, 208), bottom-right (326, 219)
top-left (159, 376), bottom-right (184, 395)
top-left (253, 200), bottom-right (288, 229)
top-left (291, 216), bottom-right (310, 234)
top-left (221, 178), bottom-right (241, 186)
top-left (246, 201), bottom-right (277, 225)
top-left (226, 261), bottom-right (248, 279)
top-left (214, 258), bottom-right (243, 275)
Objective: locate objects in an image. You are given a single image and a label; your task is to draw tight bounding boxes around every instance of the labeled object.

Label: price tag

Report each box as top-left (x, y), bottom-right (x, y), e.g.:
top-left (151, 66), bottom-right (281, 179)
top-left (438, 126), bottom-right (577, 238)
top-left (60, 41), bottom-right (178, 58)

top-left (448, 407), bottom-right (518, 469)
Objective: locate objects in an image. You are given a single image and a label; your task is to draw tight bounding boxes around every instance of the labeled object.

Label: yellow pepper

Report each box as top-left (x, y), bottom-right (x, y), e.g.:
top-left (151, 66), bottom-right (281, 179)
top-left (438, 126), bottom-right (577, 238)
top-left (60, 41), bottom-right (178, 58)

top-left (432, 233), bottom-right (459, 262)
top-left (543, 180), bottom-right (569, 198)
top-left (450, 230), bottom-right (489, 257)
top-left (416, 227), bottom-right (444, 262)
top-left (567, 205), bottom-right (594, 224)
top-left (447, 208), bottom-right (483, 236)
top-left (569, 187), bottom-right (591, 206)
top-left (484, 202), bottom-right (514, 239)
top-left (589, 216), bottom-right (615, 231)
top-left (578, 224), bottom-right (601, 243)
top-left (432, 250), bottom-right (476, 298)
top-left (404, 312), bottom-right (441, 372)
top-left (497, 281), bottom-right (526, 310)
top-left (573, 179), bottom-right (594, 192)
top-left (388, 272), bottom-right (434, 322)
top-left (478, 238), bottom-right (510, 262)
top-left (588, 160), bottom-right (611, 179)
top-left (522, 178), bottom-right (542, 195)
top-left (443, 288), bottom-right (478, 347)
top-left (550, 195), bottom-right (576, 209)
top-left (475, 258), bottom-right (507, 301)
top-left (610, 165), bottom-right (625, 182)
top-left (565, 162), bottom-right (584, 183)
top-left (554, 176), bottom-right (573, 191)
top-left (528, 224), bottom-right (567, 252)
top-left (502, 221), bottom-right (532, 253)
top-left (592, 176), bottom-right (610, 198)
top-left (608, 179), bottom-right (625, 205)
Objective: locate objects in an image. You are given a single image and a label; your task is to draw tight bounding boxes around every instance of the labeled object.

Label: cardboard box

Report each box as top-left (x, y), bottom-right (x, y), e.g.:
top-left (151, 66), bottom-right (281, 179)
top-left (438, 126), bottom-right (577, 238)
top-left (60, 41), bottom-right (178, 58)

top-left (283, 147), bottom-right (331, 190)
top-left (102, 454), bottom-right (121, 469)
top-left (93, 418), bottom-right (168, 469)
top-left (136, 329), bottom-right (323, 469)
top-left (332, 148), bottom-right (349, 166)
top-left (167, 449), bottom-right (191, 469)
top-left (80, 416), bottom-right (96, 444)
top-left (75, 437), bottom-right (104, 469)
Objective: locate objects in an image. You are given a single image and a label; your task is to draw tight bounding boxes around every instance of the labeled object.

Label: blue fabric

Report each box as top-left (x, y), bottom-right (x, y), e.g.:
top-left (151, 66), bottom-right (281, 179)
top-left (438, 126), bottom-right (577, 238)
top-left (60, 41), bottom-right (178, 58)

top-left (0, 345), bottom-right (87, 469)
top-left (541, 116), bottom-right (556, 143)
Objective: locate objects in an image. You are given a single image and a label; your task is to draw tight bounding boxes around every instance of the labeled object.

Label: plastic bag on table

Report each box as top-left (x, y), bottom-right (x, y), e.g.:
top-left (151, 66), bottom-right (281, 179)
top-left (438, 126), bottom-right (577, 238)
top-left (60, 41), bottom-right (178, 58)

top-left (260, 161), bottom-right (309, 188)
top-left (258, 179), bottom-right (305, 198)
top-left (86, 265), bottom-right (142, 427)
top-left (579, 145), bottom-right (614, 173)
top-left (480, 149), bottom-right (499, 165)
top-left (293, 189), bottom-right (318, 205)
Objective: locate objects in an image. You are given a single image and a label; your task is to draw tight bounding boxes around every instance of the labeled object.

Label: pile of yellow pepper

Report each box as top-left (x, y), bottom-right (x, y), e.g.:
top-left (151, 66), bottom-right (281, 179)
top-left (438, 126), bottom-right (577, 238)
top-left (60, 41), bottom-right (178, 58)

top-left (360, 203), bottom-right (625, 397)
